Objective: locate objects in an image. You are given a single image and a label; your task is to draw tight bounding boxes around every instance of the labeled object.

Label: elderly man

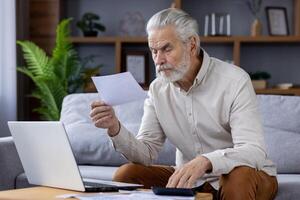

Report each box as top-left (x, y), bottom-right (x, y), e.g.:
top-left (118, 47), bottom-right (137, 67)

top-left (90, 8), bottom-right (278, 200)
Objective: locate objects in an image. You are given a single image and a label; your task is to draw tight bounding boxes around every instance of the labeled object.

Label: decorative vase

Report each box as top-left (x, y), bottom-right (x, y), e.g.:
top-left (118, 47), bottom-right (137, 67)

top-left (251, 18), bottom-right (262, 36)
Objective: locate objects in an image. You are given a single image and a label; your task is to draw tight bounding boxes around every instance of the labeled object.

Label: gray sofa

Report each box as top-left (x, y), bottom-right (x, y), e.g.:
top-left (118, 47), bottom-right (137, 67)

top-left (1, 93), bottom-right (300, 200)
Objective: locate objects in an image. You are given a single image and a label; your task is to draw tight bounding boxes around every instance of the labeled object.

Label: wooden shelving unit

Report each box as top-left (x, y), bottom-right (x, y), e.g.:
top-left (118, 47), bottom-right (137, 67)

top-left (255, 88), bottom-right (300, 96)
top-left (23, 0), bottom-right (300, 121)
top-left (70, 35), bottom-right (300, 68)
top-left (295, 0), bottom-right (300, 35)
top-left (69, 36), bottom-right (117, 44)
top-left (64, 0), bottom-right (300, 95)
top-left (70, 36), bottom-right (300, 45)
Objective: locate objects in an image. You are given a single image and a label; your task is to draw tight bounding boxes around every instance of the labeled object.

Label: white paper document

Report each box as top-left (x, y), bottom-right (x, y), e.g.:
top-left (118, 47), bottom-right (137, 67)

top-left (57, 190), bottom-right (194, 200)
top-left (92, 72), bottom-right (148, 106)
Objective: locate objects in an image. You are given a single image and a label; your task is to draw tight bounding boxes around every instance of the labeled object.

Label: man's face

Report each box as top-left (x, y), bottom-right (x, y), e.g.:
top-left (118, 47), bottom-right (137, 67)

top-left (148, 26), bottom-right (191, 82)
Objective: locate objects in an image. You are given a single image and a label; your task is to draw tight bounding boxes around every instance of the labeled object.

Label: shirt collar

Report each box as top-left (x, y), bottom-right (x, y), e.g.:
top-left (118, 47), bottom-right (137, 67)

top-left (194, 49), bottom-right (210, 87)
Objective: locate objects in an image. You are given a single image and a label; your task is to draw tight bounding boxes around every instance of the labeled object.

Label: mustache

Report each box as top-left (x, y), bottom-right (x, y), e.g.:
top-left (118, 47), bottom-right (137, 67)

top-left (157, 64), bottom-right (173, 72)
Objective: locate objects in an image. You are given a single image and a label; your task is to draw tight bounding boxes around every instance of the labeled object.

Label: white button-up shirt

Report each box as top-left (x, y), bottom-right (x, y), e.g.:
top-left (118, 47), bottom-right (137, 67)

top-left (110, 50), bottom-right (276, 189)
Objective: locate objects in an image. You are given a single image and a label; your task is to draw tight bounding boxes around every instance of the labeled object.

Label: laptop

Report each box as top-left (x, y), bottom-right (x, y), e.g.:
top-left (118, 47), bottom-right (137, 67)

top-left (7, 121), bottom-right (143, 192)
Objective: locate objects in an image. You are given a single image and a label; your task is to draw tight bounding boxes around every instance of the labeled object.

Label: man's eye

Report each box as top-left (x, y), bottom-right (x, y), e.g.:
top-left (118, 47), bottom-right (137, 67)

top-left (165, 48), bottom-right (172, 52)
top-left (152, 49), bottom-right (157, 54)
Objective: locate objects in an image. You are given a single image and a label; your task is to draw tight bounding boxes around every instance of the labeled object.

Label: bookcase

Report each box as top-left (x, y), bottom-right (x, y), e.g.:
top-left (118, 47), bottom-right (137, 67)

top-left (29, 0), bottom-right (300, 95)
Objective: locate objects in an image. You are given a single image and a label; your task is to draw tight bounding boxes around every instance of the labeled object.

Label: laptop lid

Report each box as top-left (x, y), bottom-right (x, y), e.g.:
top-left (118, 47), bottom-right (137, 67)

top-left (8, 121), bottom-right (86, 191)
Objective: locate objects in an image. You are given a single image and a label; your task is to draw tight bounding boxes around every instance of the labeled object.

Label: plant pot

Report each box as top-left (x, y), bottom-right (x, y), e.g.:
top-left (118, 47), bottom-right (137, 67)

top-left (252, 80), bottom-right (267, 89)
top-left (83, 31), bottom-right (98, 37)
top-left (251, 19), bottom-right (262, 37)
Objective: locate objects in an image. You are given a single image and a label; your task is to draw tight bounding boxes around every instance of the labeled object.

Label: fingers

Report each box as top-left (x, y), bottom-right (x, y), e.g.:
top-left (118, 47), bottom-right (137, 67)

top-left (177, 173), bottom-right (191, 188)
top-left (187, 174), bottom-right (198, 188)
top-left (90, 104), bottom-right (112, 118)
top-left (95, 115), bottom-right (114, 127)
top-left (90, 101), bottom-right (117, 129)
top-left (91, 100), bottom-right (106, 109)
top-left (166, 169), bottom-right (181, 188)
top-left (91, 111), bottom-right (112, 123)
top-left (167, 173), bottom-right (195, 188)
top-left (166, 166), bottom-right (197, 189)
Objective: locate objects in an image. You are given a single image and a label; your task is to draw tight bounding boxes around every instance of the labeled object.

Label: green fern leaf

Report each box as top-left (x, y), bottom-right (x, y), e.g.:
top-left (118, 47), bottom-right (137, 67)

top-left (51, 18), bottom-right (81, 93)
top-left (28, 75), bottom-right (60, 120)
top-left (18, 18), bottom-right (88, 120)
top-left (17, 41), bottom-right (53, 79)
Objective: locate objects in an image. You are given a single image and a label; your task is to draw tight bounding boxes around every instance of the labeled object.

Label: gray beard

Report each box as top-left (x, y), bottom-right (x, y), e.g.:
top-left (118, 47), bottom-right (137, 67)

top-left (156, 55), bottom-right (190, 83)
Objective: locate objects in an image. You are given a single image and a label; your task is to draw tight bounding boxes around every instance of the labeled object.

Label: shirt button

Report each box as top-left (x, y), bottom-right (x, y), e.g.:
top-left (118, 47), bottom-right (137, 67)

top-left (189, 113), bottom-right (192, 116)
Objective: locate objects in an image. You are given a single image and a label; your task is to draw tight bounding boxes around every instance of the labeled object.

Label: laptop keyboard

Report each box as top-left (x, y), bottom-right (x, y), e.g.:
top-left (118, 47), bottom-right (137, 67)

top-left (83, 181), bottom-right (119, 192)
top-left (83, 180), bottom-right (142, 192)
top-left (83, 181), bottom-right (114, 188)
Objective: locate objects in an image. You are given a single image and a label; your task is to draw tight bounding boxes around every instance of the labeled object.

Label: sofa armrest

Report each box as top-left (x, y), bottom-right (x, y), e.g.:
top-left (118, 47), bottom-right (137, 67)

top-left (0, 136), bottom-right (24, 190)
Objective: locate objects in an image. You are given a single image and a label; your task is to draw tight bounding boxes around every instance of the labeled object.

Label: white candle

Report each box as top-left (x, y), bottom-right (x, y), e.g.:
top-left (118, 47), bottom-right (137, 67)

top-left (204, 15), bottom-right (209, 36)
top-left (211, 13), bottom-right (216, 36)
top-left (219, 16), bottom-right (224, 35)
top-left (226, 14), bottom-right (231, 36)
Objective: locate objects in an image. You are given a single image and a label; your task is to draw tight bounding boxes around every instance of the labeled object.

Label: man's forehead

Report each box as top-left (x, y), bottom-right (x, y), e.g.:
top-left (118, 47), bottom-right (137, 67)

top-left (148, 26), bottom-right (178, 48)
top-left (148, 39), bottom-right (170, 49)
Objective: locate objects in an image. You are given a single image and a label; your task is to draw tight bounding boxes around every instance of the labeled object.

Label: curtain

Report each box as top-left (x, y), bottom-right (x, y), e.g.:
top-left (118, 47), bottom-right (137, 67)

top-left (0, 0), bottom-right (16, 137)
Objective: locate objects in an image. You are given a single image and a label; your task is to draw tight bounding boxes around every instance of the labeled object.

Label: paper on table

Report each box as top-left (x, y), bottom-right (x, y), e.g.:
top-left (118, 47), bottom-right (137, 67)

top-left (56, 190), bottom-right (194, 200)
top-left (65, 190), bottom-right (194, 200)
top-left (92, 72), bottom-right (148, 106)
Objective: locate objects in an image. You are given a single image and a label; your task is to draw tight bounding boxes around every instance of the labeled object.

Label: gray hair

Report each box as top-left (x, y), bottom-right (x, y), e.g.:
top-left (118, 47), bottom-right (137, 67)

top-left (146, 8), bottom-right (200, 54)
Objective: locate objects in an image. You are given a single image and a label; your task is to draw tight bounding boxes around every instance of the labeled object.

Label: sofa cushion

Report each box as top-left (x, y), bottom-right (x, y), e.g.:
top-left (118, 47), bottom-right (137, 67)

top-left (15, 173), bottom-right (33, 189)
top-left (257, 95), bottom-right (300, 173)
top-left (60, 93), bottom-right (175, 166)
top-left (263, 127), bottom-right (300, 174)
top-left (275, 174), bottom-right (300, 200)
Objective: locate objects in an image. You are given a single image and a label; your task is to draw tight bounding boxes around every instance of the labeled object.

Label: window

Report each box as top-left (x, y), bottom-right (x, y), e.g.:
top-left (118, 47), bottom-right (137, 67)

top-left (0, 0), bottom-right (17, 137)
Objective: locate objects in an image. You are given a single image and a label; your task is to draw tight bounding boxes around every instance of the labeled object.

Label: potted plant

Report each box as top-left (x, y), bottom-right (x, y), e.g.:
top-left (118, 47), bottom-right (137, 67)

top-left (68, 55), bottom-right (103, 93)
top-left (76, 12), bottom-right (106, 37)
top-left (249, 71), bottom-right (271, 89)
top-left (18, 18), bottom-right (102, 120)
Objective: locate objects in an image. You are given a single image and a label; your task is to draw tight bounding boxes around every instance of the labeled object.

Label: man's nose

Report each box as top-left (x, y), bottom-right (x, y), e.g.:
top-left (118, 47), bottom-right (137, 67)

top-left (155, 51), bottom-right (166, 66)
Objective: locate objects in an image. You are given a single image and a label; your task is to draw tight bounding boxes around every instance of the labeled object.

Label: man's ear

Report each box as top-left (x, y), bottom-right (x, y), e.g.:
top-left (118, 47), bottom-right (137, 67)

top-left (189, 36), bottom-right (198, 56)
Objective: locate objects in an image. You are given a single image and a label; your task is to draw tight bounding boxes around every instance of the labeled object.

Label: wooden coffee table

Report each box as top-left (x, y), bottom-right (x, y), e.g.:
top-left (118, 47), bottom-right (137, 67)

top-left (0, 186), bottom-right (213, 200)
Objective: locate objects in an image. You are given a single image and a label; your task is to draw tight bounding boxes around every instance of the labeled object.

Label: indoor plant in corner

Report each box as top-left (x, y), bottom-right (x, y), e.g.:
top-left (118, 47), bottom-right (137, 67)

top-left (17, 18), bottom-right (101, 120)
top-left (249, 71), bottom-right (271, 89)
top-left (76, 12), bottom-right (106, 37)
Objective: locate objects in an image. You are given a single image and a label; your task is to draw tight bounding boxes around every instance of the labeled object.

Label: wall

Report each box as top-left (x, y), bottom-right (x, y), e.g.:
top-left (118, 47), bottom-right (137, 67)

top-left (184, 0), bottom-right (294, 36)
top-left (63, 0), bottom-right (300, 86)
top-left (184, 0), bottom-right (299, 86)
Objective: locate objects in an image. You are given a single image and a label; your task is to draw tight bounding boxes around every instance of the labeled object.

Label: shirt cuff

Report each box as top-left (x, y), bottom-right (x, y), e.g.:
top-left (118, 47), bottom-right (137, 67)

top-left (109, 123), bottom-right (130, 151)
top-left (202, 150), bottom-right (227, 175)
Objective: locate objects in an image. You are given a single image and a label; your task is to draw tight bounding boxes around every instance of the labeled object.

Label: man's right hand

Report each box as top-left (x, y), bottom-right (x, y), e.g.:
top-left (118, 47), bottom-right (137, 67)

top-left (90, 101), bottom-right (120, 137)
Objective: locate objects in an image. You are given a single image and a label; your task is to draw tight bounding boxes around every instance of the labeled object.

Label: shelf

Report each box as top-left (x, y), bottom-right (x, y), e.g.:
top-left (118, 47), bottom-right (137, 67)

top-left (70, 36), bottom-right (117, 44)
top-left (120, 37), bottom-right (148, 43)
top-left (236, 36), bottom-right (300, 43)
top-left (202, 36), bottom-right (300, 43)
top-left (255, 88), bottom-right (300, 96)
top-left (201, 37), bottom-right (235, 43)
top-left (70, 36), bottom-right (300, 44)
top-left (69, 35), bottom-right (300, 72)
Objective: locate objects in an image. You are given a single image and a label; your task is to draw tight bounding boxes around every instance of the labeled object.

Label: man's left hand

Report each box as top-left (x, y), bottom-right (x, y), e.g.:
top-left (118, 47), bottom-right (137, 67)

top-left (166, 156), bottom-right (212, 188)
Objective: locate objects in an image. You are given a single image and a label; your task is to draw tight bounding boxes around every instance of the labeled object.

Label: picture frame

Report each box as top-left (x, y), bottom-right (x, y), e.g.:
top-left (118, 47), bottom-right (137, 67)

top-left (266, 7), bottom-right (289, 36)
top-left (122, 51), bottom-right (149, 87)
